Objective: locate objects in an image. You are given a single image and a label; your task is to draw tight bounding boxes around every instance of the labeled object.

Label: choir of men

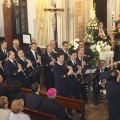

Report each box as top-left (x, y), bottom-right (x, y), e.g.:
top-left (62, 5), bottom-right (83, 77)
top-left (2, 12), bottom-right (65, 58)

top-left (0, 37), bottom-right (113, 109)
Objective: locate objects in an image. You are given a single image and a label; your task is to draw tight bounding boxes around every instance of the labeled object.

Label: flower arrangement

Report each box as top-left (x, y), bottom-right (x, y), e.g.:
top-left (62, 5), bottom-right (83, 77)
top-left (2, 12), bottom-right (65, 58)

top-left (69, 39), bottom-right (79, 50)
top-left (84, 4), bottom-right (98, 43)
top-left (90, 41), bottom-right (110, 53)
top-left (90, 41), bottom-right (112, 66)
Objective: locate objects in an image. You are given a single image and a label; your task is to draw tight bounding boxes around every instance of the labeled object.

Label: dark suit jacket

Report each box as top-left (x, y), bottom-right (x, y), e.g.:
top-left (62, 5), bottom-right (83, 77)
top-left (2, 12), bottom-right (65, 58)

top-left (93, 67), bottom-right (110, 85)
top-left (26, 50), bottom-right (41, 68)
top-left (40, 98), bottom-right (65, 118)
top-left (0, 49), bottom-right (7, 64)
top-left (53, 62), bottom-right (68, 96)
top-left (106, 81), bottom-right (120, 118)
top-left (0, 68), bottom-right (6, 82)
top-left (67, 59), bottom-right (79, 90)
top-left (9, 47), bottom-right (18, 58)
top-left (42, 52), bottom-right (56, 75)
top-left (4, 60), bottom-right (24, 85)
top-left (77, 47), bottom-right (94, 60)
top-left (93, 29), bottom-right (111, 44)
top-left (114, 29), bottom-right (120, 61)
top-left (76, 56), bottom-right (89, 68)
top-left (26, 92), bottom-right (43, 110)
top-left (17, 57), bottom-right (33, 77)
top-left (9, 90), bottom-right (26, 103)
top-left (58, 49), bottom-right (69, 61)
top-left (0, 84), bottom-right (9, 97)
top-left (27, 46), bottom-right (42, 56)
top-left (114, 29), bottom-right (120, 39)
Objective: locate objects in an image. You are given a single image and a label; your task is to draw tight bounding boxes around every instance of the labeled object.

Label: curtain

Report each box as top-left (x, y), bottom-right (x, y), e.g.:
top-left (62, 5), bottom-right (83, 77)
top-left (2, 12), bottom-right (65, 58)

top-left (35, 0), bottom-right (49, 47)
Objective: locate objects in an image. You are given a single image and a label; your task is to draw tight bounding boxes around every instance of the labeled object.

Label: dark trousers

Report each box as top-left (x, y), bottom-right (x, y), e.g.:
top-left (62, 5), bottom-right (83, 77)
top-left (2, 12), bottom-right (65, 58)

top-left (80, 83), bottom-right (88, 102)
top-left (44, 72), bottom-right (55, 91)
top-left (93, 84), bottom-right (103, 102)
top-left (109, 112), bottom-right (120, 120)
top-left (67, 78), bottom-right (81, 113)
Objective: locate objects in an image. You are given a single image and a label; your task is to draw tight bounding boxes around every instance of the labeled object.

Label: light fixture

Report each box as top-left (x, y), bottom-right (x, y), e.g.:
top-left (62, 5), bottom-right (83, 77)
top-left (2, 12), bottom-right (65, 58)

top-left (0, 0), bottom-right (19, 8)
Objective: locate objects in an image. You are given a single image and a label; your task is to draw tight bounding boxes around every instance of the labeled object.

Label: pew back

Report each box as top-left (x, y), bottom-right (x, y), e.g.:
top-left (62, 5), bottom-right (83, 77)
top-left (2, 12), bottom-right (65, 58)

top-left (3, 84), bottom-right (85, 120)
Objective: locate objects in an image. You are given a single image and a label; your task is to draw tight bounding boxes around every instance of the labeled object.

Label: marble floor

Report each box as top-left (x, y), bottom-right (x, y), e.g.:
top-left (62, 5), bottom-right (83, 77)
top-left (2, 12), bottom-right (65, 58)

top-left (72, 100), bottom-right (108, 120)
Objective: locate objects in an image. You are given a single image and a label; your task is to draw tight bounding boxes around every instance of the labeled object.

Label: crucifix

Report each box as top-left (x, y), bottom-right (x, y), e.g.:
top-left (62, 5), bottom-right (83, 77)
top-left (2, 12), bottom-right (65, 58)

top-left (44, 1), bottom-right (64, 44)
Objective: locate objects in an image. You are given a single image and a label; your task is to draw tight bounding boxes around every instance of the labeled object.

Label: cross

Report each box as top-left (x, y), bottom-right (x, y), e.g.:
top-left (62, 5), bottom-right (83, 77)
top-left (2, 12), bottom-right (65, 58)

top-left (44, 1), bottom-right (64, 43)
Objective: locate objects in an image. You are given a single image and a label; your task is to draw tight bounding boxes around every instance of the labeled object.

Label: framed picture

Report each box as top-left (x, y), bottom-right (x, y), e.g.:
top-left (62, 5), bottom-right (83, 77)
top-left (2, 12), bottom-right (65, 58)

top-left (22, 33), bottom-right (31, 44)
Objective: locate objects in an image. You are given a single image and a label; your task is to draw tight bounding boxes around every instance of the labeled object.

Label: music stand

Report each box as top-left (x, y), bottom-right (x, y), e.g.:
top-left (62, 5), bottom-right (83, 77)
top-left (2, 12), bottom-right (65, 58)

top-left (29, 66), bottom-right (44, 77)
top-left (83, 67), bottom-right (98, 74)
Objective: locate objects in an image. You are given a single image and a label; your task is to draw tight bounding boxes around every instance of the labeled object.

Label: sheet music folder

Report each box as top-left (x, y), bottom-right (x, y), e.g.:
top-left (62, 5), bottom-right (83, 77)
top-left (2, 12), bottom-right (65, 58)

top-left (99, 71), bottom-right (110, 80)
top-left (29, 66), bottom-right (44, 77)
top-left (83, 67), bottom-right (98, 74)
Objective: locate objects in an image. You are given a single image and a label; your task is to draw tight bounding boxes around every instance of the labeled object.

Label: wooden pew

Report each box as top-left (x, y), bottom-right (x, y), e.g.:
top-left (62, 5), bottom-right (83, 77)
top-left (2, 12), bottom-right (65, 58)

top-left (3, 83), bottom-right (85, 120)
top-left (8, 102), bottom-right (58, 120)
top-left (23, 107), bottom-right (58, 120)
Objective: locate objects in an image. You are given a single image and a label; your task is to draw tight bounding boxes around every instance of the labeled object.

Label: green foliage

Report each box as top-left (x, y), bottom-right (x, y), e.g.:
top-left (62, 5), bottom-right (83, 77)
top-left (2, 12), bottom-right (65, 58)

top-left (89, 50), bottom-right (99, 66)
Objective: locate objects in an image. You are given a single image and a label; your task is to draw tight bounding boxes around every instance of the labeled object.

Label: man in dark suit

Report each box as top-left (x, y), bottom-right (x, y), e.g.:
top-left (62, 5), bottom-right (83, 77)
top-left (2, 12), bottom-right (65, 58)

top-left (17, 49), bottom-right (33, 88)
top-left (93, 22), bottom-right (111, 44)
top-left (0, 41), bottom-right (8, 66)
top-left (59, 41), bottom-right (69, 61)
top-left (53, 52), bottom-right (73, 97)
top-left (76, 49), bottom-right (90, 103)
top-left (42, 45), bottom-right (56, 90)
top-left (50, 40), bottom-right (59, 53)
top-left (0, 75), bottom-right (9, 97)
top-left (40, 88), bottom-right (70, 120)
top-left (26, 83), bottom-right (44, 109)
top-left (106, 70), bottom-right (120, 120)
top-left (114, 21), bottom-right (120, 39)
top-left (4, 51), bottom-right (24, 85)
top-left (27, 39), bottom-right (42, 56)
top-left (26, 42), bottom-right (42, 84)
top-left (114, 21), bottom-right (120, 61)
top-left (9, 39), bottom-right (20, 58)
top-left (78, 41), bottom-right (94, 60)
top-left (93, 60), bottom-right (110, 105)
top-left (67, 50), bottom-right (81, 116)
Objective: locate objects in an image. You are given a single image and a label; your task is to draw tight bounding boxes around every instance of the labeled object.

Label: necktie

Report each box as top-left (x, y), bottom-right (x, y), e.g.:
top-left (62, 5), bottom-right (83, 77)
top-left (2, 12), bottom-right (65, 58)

top-left (3, 50), bottom-right (5, 55)
top-left (13, 60), bottom-right (17, 67)
top-left (34, 52), bottom-right (38, 60)
top-left (23, 57), bottom-right (27, 62)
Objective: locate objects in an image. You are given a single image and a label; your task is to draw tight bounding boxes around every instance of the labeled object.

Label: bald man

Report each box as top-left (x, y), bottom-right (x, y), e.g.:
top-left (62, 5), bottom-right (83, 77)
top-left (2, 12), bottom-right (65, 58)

top-left (4, 51), bottom-right (24, 85)
top-left (9, 39), bottom-right (20, 57)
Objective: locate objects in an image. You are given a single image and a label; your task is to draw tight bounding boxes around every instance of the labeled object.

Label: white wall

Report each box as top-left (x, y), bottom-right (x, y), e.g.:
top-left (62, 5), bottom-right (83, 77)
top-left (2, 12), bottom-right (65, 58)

top-left (27, 0), bottom-right (36, 39)
top-left (0, 4), bottom-right (4, 37)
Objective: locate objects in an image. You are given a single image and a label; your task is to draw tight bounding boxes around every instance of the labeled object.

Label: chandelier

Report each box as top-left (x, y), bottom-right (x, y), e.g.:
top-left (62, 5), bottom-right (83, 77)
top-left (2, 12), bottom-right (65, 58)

top-left (0, 0), bottom-right (19, 8)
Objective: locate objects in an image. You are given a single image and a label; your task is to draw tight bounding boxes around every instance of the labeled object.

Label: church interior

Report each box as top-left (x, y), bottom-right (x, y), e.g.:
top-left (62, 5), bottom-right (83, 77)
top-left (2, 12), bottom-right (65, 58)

top-left (0, 0), bottom-right (120, 120)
